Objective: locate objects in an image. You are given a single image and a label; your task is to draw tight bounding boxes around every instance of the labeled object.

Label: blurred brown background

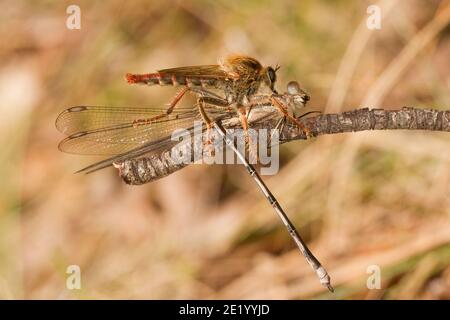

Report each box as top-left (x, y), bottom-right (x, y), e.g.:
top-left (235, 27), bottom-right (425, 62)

top-left (1, 0), bottom-right (450, 299)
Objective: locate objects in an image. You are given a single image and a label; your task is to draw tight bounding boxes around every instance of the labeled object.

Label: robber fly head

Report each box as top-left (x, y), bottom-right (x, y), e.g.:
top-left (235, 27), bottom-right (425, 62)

top-left (262, 64), bottom-right (280, 94)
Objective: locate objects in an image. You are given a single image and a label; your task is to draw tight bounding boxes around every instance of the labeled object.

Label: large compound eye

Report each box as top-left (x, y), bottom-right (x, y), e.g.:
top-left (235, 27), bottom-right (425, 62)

top-left (267, 67), bottom-right (277, 84)
top-left (287, 81), bottom-right (301, 94)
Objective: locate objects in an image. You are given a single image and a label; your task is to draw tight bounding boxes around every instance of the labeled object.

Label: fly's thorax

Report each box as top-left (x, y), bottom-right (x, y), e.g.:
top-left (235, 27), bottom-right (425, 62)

top-left (227, 76), bottom-right (264, 106)
top-left (223, 80), bottom-right (254, 105)
top-left (220, 55), bottom-right (263, 76)
top-left (247, 75), bottom-right (264, 96)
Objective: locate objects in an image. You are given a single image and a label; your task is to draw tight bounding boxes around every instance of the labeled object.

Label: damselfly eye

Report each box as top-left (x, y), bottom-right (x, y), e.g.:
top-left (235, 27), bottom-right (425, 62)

top-left (287, 81), bottom-right (301, 94)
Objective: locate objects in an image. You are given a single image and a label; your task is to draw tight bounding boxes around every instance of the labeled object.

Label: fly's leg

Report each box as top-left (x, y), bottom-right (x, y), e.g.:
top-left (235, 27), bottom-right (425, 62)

top-left (196, 96), bottom-right (230, 157)
top-left (166, 87), bottom-right (226, 115)
top-left (236, 105), bottom-right (258, 163)
top-left (237, 105), bottom-right (249, 134)
top-left (166, 87), bottom-right (190, 114)
top-left (271, 96), bottom-right (312, 138)
top-left (131, 87), bottom-right (190, 127)
top-left (197, 96), bottom-right (257, 161)
top-left (270, 116), bottom-right (286, 145)
top-left (132, 87), bottom-right (225, 127)
top-left (298, 110), bottom-right (323, 119)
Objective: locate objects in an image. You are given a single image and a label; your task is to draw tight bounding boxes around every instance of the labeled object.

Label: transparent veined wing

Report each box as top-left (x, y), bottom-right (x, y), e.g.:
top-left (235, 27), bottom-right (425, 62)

top-left (56, 104), bottom-right (236, 173)
top-left (157, 65), bottom-right (230, 78)
top-left (56, 105), bottom-right (204, 156)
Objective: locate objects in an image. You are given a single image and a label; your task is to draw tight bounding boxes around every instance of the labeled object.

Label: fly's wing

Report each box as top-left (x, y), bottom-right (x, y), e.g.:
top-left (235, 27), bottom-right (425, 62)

top-left (126, 65), bottom-right (235, 87)
top-left (157, 65), bottom-right (231, 79)
top-left (157, 65), bottom-right (235, 87)
top-left (56, 105), bottom-right (202, 156)
top-left (158, 56), bottom-right (264, 80)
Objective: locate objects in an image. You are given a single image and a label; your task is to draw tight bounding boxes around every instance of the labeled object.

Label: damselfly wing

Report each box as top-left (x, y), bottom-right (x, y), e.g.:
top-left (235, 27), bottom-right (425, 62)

top-left (56, 105), bottom-right (202, 155)
top-left (56, 104), bottom-right (230, 173)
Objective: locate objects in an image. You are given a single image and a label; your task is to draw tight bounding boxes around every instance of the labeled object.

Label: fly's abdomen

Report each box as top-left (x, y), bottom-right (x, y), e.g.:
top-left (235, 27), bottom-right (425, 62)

top-left (126, 73), bottom-right (219, 88)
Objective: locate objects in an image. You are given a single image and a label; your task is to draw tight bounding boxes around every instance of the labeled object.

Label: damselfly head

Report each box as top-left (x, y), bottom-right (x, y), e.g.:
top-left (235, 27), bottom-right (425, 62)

top-left (287, 81), bottom-right (301, 94)
top-left (286, 81), bottom-right (310, 108)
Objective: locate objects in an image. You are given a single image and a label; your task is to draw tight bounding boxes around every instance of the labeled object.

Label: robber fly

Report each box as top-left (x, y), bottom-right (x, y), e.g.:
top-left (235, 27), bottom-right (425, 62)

top-left (125, 54), bottom-right (310, 136)
top-left (56, 81), bottom-right (310, 175)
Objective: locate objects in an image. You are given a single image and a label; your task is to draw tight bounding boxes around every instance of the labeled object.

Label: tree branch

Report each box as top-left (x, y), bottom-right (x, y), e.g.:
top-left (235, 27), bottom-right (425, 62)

top-left (117, 106), bottom-right (449, 185)
top-left (281, 107), bottom-right (450, 142)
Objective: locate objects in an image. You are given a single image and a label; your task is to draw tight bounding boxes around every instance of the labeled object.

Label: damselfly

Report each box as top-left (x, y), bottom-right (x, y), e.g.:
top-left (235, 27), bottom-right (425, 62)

top-left (56, 81), bottom-right (310, 175)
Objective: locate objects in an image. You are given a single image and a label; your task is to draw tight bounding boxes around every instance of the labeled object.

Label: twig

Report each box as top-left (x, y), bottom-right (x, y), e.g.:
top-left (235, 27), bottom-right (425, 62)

top-left (280, 107), bottom-right (450, 142)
